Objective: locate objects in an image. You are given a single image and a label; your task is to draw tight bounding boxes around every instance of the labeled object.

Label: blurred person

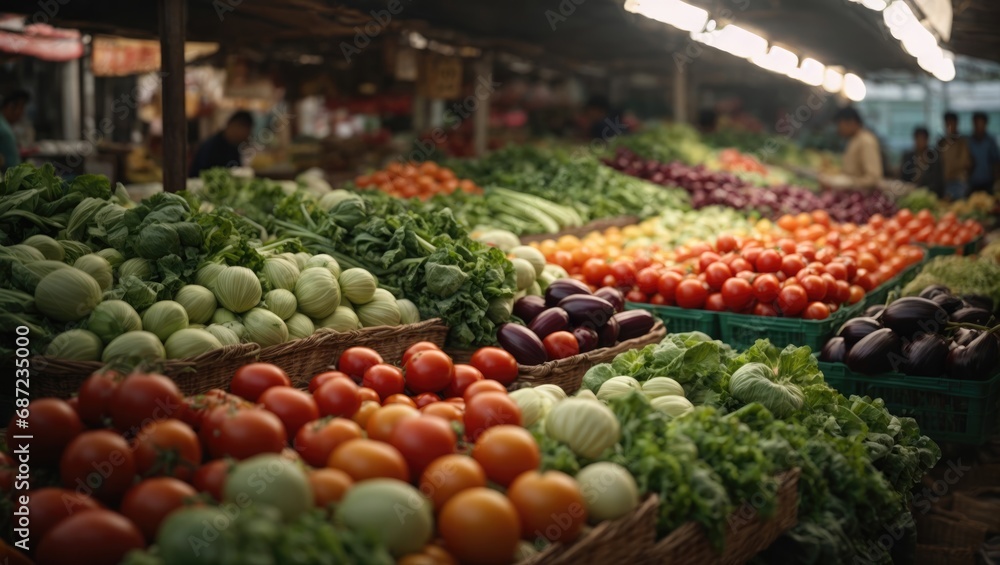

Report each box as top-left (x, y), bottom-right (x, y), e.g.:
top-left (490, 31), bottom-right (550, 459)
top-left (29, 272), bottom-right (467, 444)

top-left (188, 110), bottom-right (253, 178)
top-left (580, 94), bottom-right (627, 141)
top-left (900, 126), bottom-right (943, 195)
top-left (826, 106), bottom-right (883, 189)
top-left (0, 89), bottom-right (30, 172)
top-left (696, 109), bottom-right (718, 134)
top-left (968, 112), bottom-right (1000, 194)
top-left (938, 111), bottom-right (972, 200)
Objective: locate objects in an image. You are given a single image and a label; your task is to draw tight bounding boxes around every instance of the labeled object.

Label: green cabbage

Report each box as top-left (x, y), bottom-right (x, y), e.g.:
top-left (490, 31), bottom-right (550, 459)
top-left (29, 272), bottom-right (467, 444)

top-left (728, 362), bottom-right (804, 418)
top-left (74, 254), bottom-right (114, 291)
top-left (23, 234), bottom-right (64, 261)
top-left (87, 300), bottom-right (142, 343)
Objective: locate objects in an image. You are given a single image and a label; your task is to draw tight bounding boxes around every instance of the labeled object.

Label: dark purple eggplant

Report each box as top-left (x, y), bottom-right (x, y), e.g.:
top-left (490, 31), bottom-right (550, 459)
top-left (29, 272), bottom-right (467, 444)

top-left (882, 297), bottom-right (948, 338)
top-left (558, 294), bottom-right (615, 328)
top-left (946, 331), bottom-right (999, 380)
top-left (594, 287), bottom-right (625, 313)
top-left (845, 328), bottom-right (903, 375)
top-left (864, 304), bottom-right (886, 318)
top-left (612, 310), bottom-right (656, 341)
top-left (953, 328), bottom-right (981, 347)
top-left (902, 333), bottom-right (948, 377)
top-left (950, 307), bottom-right (992, 325)
top-left (513, 296), bottom-right (546, 324)
top-left (837, 317), bottom-right (882, 349)
top-left (497, 323), bottom-right (548, 365)
top-left (528, 308), bottom-right (570, 340)
top-left (597, 316), bottom-right (620, 347)
top-left (918, 285), bottom-right (951, 299)
top-left (820, 337), bottom-right (846, 363)
top-left (544, 279), bottom-right (591, 308)
top-left (961, 294), bottom-right (994, 312)
top-left (573, 326), bottom-right (599, 353)
top-left (931, 293), bottom-right (964, 314)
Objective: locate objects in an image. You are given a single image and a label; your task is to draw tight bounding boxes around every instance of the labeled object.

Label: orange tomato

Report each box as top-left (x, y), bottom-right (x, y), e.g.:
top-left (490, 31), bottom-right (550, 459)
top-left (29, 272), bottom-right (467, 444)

top-left (420, 402), bottom-right (464, 424)
top-left (419, 454), bottom-right (487, 511)
top-left (365, 404), bottom-right (420, 442)
top-left (438, 488), bottom-right (521, 565)
top-left (507, 470), bottom-right (587, 543)
top-left (471, 425), bottom-right (540, 487)
top-left (351, 400), bottom-right (381, 428)
top-left (309, 468), bottom-right (353, 507)
top-left (327, 438), bottom-right (409, 482)
top-left (383, 394), bottom-right (418, 408)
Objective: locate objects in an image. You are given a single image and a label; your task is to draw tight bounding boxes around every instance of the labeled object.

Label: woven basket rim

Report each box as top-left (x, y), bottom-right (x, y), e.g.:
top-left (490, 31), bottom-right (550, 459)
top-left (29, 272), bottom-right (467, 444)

top-left (518, 320), bottom-right (666, 378)
top-left (33, 340), bottom-right (262, 374)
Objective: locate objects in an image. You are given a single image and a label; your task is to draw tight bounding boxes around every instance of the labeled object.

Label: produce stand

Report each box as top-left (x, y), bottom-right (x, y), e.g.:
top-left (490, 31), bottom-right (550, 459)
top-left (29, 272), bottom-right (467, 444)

top-left (922, 235), bottom-right (986, 259)
top-left (818, 362), bottom-right (1000, 444)
top-left (717, 302), bottom-right (865, 352)
top-left (862, 260), bottom-right (927, 308)
top-left (519, 216), bottom-right (641, 245)
top-left (625, 302), bottom-right (722, 337)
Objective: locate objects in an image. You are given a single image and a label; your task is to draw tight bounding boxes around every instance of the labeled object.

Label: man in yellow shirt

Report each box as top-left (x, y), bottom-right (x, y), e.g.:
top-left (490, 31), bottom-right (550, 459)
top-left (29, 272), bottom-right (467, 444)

top-left (938, 111), bottom-right (972, 200)
top-left (824, 106), bottom-right (884, 190)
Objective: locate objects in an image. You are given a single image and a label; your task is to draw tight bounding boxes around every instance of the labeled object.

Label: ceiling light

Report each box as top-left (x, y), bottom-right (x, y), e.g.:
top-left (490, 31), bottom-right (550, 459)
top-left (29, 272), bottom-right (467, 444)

top-left (751, 46), bottom-right (798, 74)
top-left (791, 58), bottom-right (825, 86)
top-left (823, 68), bottom-right (844, 93)
top-left (624, 0), bottom-right (710, 32)
top-left (861, 0), bottom-right (887, 11)
top-left (844, 73), bottom-right (866, 101)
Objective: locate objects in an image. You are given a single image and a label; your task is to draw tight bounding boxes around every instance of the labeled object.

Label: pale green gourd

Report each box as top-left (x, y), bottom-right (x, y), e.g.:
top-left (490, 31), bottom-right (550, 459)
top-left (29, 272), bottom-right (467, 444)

top-left (215, 266), bottom-right (262, 313)
top-left (534, 384), bottom-right (568, 405)
top-left (285, 313), bottom-right (315, 340)
top-left (34, 269), bottom-right (102, 322)
top-left (508, 388), bottom-right (552, 428)
top-left (641, 377), bottom-right (685, 399)
top-left (119, 257), bottom-right (153, 280)
top-left (211, 308), bottom-right (239, 325)
top-left (165, 328), bottom-right (223, 359)
top-left (260, 258), bottom-right (300, 291)
top-left (316, 306), bottom-right (360, 332)
top-left (264, 289), bottom-right (297, 320)
top-left (339, 268), bottom-right (378, 305)
top-left (195, 262), bottom-right (226, 289)
top-left (510, 258), bottom-right (537, 291)
top-left (509, 246), bottom-right (546, 278)
top-left (597, 376), bottom-right (642, 402)
top-left (650, 395), bottom-right (695, 419)
top-left (174, 285), bottom-right (217, 324)
top-left (205, 324), bottom-right (241, 346)
top-left (294, 267), bottom-right (341, 319)
top-left (396, 299), bottom-right (420, 325)
top-left (141, 300), bottom-right (189, 341)
top-left (74, 254), bottom-right (114, 291)
top-left (545, 397), bottom-right (621, 458)
top-left (87, 300), bottom-right (142, 343)
top-left (96, 248), bottom-right (124, 267)
top-left (305, 254), bottom-right (342, 278)
top-left (244, 308), bottom-right (289, 347)
top-left (575, 462), bottom-right (639, 521)
top-left (102, 330), bottom-right (166, 363)
top-left (356, 289), bottom-right (400, 327)
top-left (23, 234), bottom-right (63, 261)
top-left (45, 329), bottom-right (103, 361)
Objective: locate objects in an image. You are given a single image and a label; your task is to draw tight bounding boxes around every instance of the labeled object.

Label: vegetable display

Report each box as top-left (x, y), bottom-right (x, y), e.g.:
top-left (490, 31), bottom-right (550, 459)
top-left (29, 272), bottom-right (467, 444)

top-left (354, 160), bottom-right (482, 199)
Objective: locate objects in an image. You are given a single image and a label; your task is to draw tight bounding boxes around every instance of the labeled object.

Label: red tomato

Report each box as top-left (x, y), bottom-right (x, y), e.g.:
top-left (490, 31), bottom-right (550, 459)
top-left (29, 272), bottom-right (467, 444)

top-left (404, 350), bottom-right (455, 394)
top-left (657, 271), bottom-right (683, 303)
top-left (721, 278), bottom-right (753, 311)
top-left (848, 284), bottom-right (866, 304)
top-left (294, 418), bottom-right (363, 468)
top-left (337, 347), bottom-right (384, 382)
top-left (704, 262), bottom-right (733, 291)
top-left (314, 378), bottom-right (361, 417)
top-left (742, 245), bottom-right (763, 265)
top-left (542, 331), bottom-right (580, 360)
top-left (825, 262), bottom-right (848, 281)
top-left (412, 392), bottom-right (441, 409)
top-left (193, 459), bottom-right (232, 500)
top-left (800, 275), bottom-right (827, 302)
top-left (76, 371), bottom-right (120, 427)
top-left (308, 371), bottom-right (352, 394)
top-left (649, 293), bottom-right (668, 305)
top-left (777, 238), bottom-right (797, 254)
top-left (635, 268), bottom-right (661, 295)
top-left (120, 477), bottom-right (198, 541)
top-left (8, 399), bottom-right (83, 468)
top-left (729, 258), bottom-right (752, 274)
top-left (35, 510), bottom-right (145, 565)
top-left (26, 488), bottom-right (103, 541)
top-left (469, 347), bottom-right (518, 386)
top-left (780, 254), bottom-right (807, 278)
top-left (230, 363), bottom-right (291, 402)
top-left (443, 364), bottom-right (484, 398)
top-left (402, 341), bottom-right (442, 366)
top-left (133, 418), bottom-right (201, 481)
top-left (697, 251), bottom-right (721, 272)
top-left (704, 292), bottom-right (726, 311)
top-left (854, 270), bottom-right (879, 292)
top-left (752, 302), bottom-right (778, 316)
top-left (60, 430), bottom-right (135, 503)
top-left (625, 289), bottom-right (647, 303)
top-left (581, 258), bottom-right (611, 285)
top-left (464, 392), bottom-right (521, 441)
top-left (462, 380), bottom-right (508, 403)
top-left (421, 402), bottom-right (464, 424)
top-left (777, 285), bottom-right (809, 316)
top-left (675, 279), bottom-right (708, 309)
top-left (752, 273), bottom-right (781, 303)
top-left (357, 387), bottom-right (381, 403)
top-left (832, 280), bottom-right (851, 305)
top-left (716, 233), bottom-right (738, 253)
top-left (259, 387), bottom-right (320, 440)
top-left (109, 374), bottom-right (184, 433)
top-left (803, 302), bottom-right (831, 320)
top-left (205, 407), bottom-right (286, 460)
top-left (609, 261), bottom-right (636, 287)
top-left (755, 249), bottom-right (782, 273)
top-left (362, 364), bottom-right (405, 400)
top-left (389, 415), bottom-right (458, 480)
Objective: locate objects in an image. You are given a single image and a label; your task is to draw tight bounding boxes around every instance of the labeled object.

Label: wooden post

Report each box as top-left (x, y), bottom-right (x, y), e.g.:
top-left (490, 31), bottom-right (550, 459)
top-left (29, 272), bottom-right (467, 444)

top-left (473, 52), bottom-right (493, 156)
top-left (673, 63), bottom-right (688, 124)
top-left (159, 0), bottom-right (187, 192)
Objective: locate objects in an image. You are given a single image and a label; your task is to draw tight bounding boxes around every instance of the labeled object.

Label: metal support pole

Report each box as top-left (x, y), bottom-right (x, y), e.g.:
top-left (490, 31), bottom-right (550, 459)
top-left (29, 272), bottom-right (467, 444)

top-left (673, 63), bottom-right (688, 123)
top-left (159, 0), bottom-right (187, 192)
top-left (473, 52), bottom-right (493, 156)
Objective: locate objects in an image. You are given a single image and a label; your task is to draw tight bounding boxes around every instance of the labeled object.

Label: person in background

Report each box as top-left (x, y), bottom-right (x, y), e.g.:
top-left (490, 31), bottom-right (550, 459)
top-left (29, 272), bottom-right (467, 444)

top-left (188, 110), bottom-right (254, 178)
top-left (697, 109), bottom-right (718, 134)
top-left (0, 90), bottom-right (30, 172)
top-left (900, 126), bottom-right (943, 195)
top-left (968, 112), bottom-right (1000, 194)
top-left (938, 111), bottom-right (972, 200)
top-left (827, 106), bottom-right (883, 189)
top-left (581, 95), bottom-right (627, 141)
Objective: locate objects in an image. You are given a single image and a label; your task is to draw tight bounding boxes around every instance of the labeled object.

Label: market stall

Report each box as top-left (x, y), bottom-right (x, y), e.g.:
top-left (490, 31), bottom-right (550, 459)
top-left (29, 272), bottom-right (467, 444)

top-left (2, 0), bottom-right (1000, 564)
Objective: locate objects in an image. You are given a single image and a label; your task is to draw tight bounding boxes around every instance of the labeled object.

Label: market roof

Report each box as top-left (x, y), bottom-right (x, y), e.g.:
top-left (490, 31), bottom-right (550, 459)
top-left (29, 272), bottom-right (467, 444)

top-left (949, 0), bottom-right (1000, 64)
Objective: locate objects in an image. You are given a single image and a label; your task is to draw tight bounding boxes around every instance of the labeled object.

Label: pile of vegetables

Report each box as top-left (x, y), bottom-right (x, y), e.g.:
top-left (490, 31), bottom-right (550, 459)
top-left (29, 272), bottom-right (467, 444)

top-left (354, 160), bottom-right (482, 200)
top-left (500, 279), bottom-right (656, 365)
top-left (606, 147), bottom-right (896, 224)
top-left (544, 333), bottom-right (940, 563)
top-left (820, 290), bottom-right (998, 379)
top-left (903, 254), bottom-right (1000, 312)
top-left (444, 144), bottom-right (691, 224)
top-left (899, 189), bottom-right (998, 223)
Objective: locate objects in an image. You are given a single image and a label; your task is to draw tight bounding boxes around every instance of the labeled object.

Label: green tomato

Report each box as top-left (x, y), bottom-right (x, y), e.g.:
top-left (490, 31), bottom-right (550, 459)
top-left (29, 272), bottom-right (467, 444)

top-left (223, 455), bottom-right (312, 522)
top-left (157, 507), bottom-right (235, 565)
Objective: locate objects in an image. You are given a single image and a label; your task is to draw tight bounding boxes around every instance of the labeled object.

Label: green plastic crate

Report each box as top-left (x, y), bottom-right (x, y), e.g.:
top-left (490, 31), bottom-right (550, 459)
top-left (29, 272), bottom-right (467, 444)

top-left (922, 235), bottom-right (984, 258)
top-left (863, 260), bottom-right (926, 309)
top-left (818, 361), bottom-right (1000, 445)
top-left (625, 302), bottom-right (720, 337)
top-left (718, 301), bottom-right (863, 352)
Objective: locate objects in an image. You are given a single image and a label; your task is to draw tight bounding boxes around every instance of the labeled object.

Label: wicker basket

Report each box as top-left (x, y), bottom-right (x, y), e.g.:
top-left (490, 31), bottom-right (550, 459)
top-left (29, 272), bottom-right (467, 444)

top-left (259, 318), bottom-right (449, 387)
top-left (31, 342), bottom-right (263, 398)
top-left (914, 544), bottom-right (977, 565)
top-left (651, 468), bottom-right (801, 564)
top-left (916, 508), bottom-right (990, 548)
top-left (519, 216), bottom-right (641, 244)
top-left (520, 495), bottom-right (660, 565)
top-left (952, 489), bottom-right (1000, 532)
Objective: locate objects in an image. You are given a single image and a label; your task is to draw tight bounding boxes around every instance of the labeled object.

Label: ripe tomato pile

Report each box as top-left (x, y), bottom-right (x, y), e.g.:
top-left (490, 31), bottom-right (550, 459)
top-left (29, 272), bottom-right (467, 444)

top-left (778, 208), bottom-right (983, 250)
top-left (2, 343), bottom-right (593, 565)
top-left (354, 161), bottom-right (482, 200)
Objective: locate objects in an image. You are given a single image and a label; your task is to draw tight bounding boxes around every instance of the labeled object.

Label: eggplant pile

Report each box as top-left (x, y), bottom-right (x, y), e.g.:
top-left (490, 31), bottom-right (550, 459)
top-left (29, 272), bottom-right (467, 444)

top-left (500, 279), bottom-right (657, 365)
top-left (821, 287), bottom-right (999, 380)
